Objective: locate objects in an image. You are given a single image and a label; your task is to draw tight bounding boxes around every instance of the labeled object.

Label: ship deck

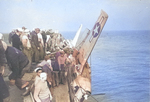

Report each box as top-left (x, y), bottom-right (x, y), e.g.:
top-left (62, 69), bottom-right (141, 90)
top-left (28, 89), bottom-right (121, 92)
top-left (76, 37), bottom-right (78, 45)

top-left (3, 63), bottom-right (107, 102)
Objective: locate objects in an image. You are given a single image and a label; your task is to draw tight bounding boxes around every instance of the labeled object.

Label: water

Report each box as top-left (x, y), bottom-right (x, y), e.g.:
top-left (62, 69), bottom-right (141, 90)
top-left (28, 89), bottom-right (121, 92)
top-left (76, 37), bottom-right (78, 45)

top-left (61, 30), bottom-right (150, 102)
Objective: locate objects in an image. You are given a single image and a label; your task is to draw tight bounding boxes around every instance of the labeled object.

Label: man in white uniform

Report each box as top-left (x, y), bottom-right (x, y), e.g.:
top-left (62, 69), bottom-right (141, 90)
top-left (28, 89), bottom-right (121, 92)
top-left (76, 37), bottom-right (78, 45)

top-left (21, 32), bottom-right (32, 72)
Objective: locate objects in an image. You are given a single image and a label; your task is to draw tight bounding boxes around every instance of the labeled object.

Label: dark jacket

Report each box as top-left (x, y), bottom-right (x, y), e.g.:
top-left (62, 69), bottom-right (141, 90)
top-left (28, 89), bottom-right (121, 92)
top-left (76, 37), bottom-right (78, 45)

top-left (53, 52), bottom-right (60, 71)
top-left (5, 46), bottom-right (29, 80)
top-left (0, 74), bottom-right (9, 100)
top-left (41, 32), bottom-right (47, 45)
top-left (30, 31), bottom-right (40, 48)
top-left (42, 64), bottom-right (52, 82)
top-left (12, 34), bottom-right (22, 50)
top-left (8, 32), bottom-right (15, 44)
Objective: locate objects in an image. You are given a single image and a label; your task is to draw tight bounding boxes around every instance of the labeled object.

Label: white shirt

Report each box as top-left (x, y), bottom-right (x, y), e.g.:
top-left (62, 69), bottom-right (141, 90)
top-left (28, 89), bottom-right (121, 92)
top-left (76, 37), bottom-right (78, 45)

top-left (37, 33), bottom-right (44, 46)
top-left (37, 60), bottom-right (48, 67)
top-left (22, 34), bottom-right (31, 48)
top-left (46, 35), bottom-right (51, 43)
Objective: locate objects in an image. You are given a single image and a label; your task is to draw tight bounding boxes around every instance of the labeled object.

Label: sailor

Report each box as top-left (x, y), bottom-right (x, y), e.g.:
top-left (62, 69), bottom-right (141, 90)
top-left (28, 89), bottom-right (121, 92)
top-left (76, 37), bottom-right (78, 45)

top-left (41, 30), bottom-right (47, 55)
top-left (11, 28), bottom-right (22, 50)
top-left (53, 47), bottom-right (61, 70)
top-left (5, 45), bottom-right (29, 90)
top-left (37, 32), bottom-right (44, 60)
top-left (20, 31), bottom-right (32, 72)
top-left (0, 40), bottom-right (10, 102)
top-left (22, 27), bottom-right (30, 38)
top-left (34, 72), bottom-right (52, 102)
top-left (8, 30), bottom-right (15, 44)
top-left (30, 28), bottom-right (40, 63)
top-left (42, 58), bottom-right (54, 96)
top-left (53, 48), bottom-right (61, 87)
top-left (65, 53), bottom-right (77, 102)
top-left (45, 34), bottom-right (51, 52)
top-left (22, 26), bottom-right (26, 32)
top-left (41, 30), bottom-right (47, 45)
top-left (37, 55), bottom-right (49, 67)
top-left (34, 67), bottom-right (43, 86)
top-left (58, 50), bottom-right (67, 84)
top-left (65, 49), bottom-right (76, 79)
top-left (22, 67), bottom-right (43, 96)
top-left (37, 55), bottom-right (54, 85)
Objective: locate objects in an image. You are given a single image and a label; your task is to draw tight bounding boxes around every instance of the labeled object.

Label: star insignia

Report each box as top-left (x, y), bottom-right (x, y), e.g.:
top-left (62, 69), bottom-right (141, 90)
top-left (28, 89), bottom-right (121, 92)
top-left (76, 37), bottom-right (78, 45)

top-left (93, 25), bottom-right (99, 35)
top-left (92, 23), bottom-right (101, 38)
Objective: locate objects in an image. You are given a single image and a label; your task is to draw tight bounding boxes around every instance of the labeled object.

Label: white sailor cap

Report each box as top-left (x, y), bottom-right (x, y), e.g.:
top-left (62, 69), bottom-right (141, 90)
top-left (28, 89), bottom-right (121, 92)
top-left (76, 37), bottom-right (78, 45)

top-left (46, 51), bottom-right (51, 55)
top-left (17, 28), bottom-right (23, 32)
top-left (25, 29), bottom-right (29, 32)
top-left (34, 67), bottom-right (42, 72)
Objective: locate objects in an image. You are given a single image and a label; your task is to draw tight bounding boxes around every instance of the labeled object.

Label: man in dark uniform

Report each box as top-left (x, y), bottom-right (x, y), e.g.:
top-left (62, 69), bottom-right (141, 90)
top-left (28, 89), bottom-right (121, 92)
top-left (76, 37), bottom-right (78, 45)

top-left (8, 30), bottom-right (15, 44)
top-left (53, 49), bottom-right (61, 86)
top-left (5, 46), bottom-right (29, 89)
top-left (11, 29), bottom-right (22, 50)
top-left (0, 40), bottom-right (9, 102)
top-left (30, 28), bottom-right (40, 63)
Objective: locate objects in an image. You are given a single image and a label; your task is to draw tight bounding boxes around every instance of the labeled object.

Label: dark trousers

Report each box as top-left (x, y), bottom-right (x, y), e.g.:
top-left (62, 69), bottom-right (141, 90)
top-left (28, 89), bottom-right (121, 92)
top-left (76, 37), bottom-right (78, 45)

top-left (0, 74), bottom-right (9, 102)
top-left (60, 71), bottom-right (66, 84)
top-left (59, 64), bottom-right (66, 84)
top-left (52, 71), bottom-right (59, 86)
top-left (31, 45), bottom-right (39, 63)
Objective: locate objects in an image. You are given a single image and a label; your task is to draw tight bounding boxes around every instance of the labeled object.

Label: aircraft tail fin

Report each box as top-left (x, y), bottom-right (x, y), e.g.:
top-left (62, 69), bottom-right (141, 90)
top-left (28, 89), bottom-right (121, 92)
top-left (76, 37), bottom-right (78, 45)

top-left (72, 24), bottom-right (82, 47)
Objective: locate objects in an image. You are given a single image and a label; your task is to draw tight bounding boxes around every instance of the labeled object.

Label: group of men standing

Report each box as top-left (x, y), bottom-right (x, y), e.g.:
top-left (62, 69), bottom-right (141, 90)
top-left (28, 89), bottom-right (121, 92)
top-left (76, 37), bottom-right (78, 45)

top-left (0, 27), bottom-right (77, 102)
top-left (9, 27), bottom-right (68, 65)
top-left (9, 27), bottom-right (45, 66)
top-left (32, 48), bottom-right (76, 102)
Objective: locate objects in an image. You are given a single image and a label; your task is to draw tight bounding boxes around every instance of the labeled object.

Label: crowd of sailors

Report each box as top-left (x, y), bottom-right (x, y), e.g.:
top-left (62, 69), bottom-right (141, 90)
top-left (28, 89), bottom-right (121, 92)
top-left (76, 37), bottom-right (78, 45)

top-left (0, 27), bottom-right (78, 102)
top-left (8, 27), bottom-right (69, 64)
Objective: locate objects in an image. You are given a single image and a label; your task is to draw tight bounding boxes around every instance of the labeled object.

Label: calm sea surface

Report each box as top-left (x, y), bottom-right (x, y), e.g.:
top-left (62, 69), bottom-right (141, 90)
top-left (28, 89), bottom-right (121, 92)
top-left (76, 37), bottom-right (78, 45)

top-left (61, 30), bottom-right (150, 102)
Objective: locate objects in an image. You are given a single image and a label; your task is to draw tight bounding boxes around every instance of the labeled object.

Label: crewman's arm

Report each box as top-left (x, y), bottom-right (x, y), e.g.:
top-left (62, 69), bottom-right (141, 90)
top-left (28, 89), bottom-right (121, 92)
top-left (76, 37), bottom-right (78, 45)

top-left (50, 66), bottom-right (53, 71)
top-left (49, 60), bottom-right (53, 71)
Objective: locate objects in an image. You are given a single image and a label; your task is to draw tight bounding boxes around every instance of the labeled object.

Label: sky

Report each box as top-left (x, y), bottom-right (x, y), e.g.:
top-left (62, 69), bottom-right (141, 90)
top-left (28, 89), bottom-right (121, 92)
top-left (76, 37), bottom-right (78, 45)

top-left (0, 0), bottom-right (150, 33)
